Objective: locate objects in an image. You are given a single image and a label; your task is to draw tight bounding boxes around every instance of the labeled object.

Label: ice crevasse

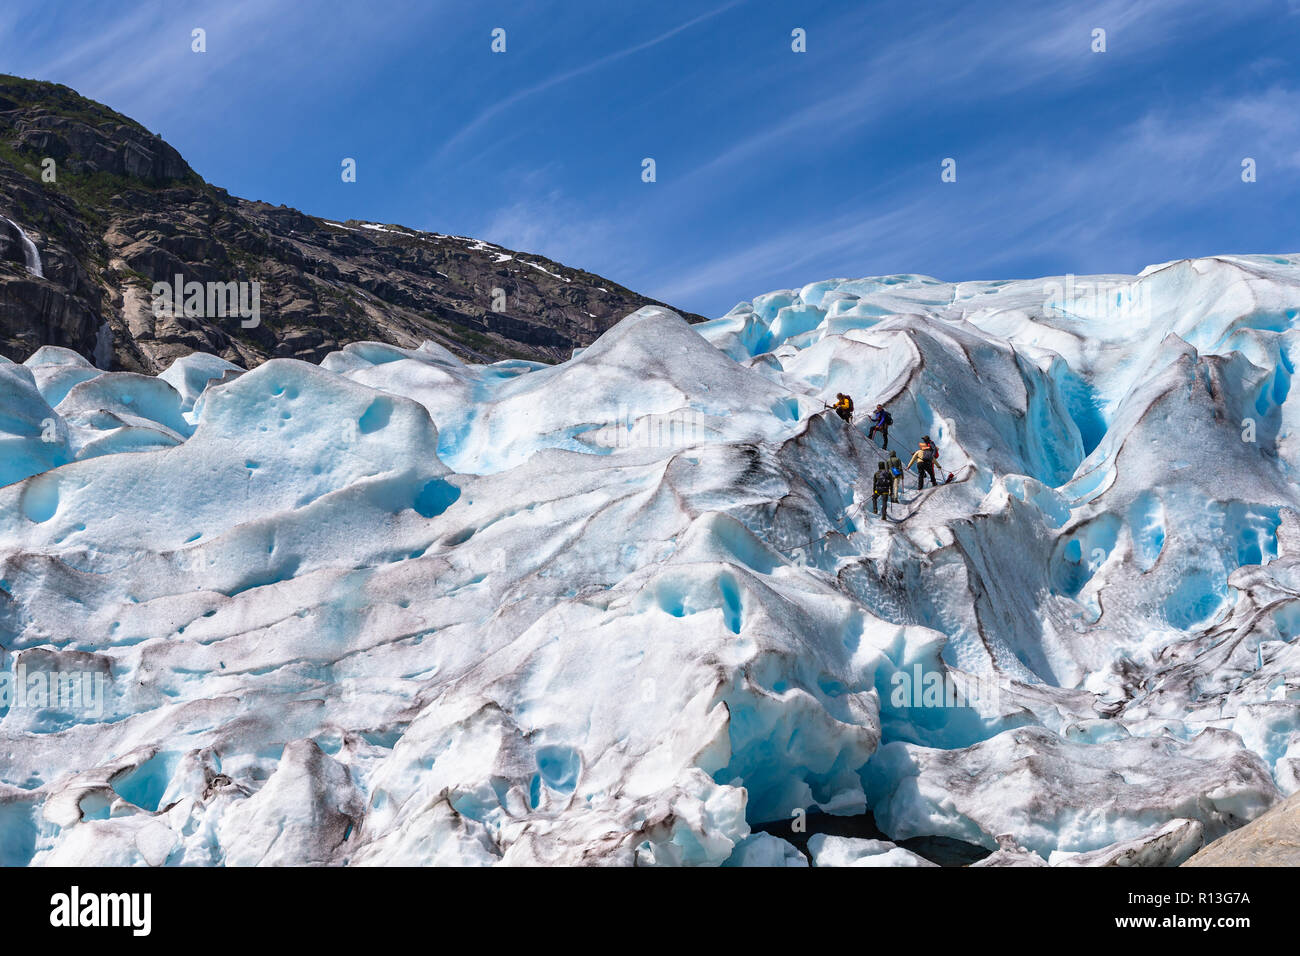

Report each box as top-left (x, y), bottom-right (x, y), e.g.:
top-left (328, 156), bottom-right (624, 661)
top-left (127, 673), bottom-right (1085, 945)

top-left (1, 253), bottom-right (1299, 866)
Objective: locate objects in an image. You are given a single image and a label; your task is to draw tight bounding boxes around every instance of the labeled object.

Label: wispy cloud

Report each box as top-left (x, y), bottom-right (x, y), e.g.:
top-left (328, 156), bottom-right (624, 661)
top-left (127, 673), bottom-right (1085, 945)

top-left (11, 0), bottom-right (417, 131)
top-left (480, 185), bottom-right (623, 273)
top-left (650, 81), bottom-right (1300, 310)
top-left (676, 0), bottom-right (1270, 193)
top-left (433, 0), bottom-right (744, 163)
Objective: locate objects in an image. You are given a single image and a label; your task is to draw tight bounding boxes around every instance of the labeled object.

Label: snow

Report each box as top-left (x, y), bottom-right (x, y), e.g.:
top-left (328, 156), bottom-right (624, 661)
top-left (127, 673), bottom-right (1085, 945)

top-left (3, 255), bottom-right (1300, 866)
top-left (159, 353), bottom-right (244, 417)
top-left (519, 260), bottom-right (570, 282)
top-left (56, 371), bottom-right (192, 459)
top-left (92, 322), bottom-right (113, 370)
top-left (722, 832), bottom-right (808, 866)
top-left (0, 358), bottom-right (71, 487)
top-left (807, 834), bottom-right (937, 867)
top-left (1050, 818), bottom-right (1204, 867)
top-left (863, 725), bottom-right (1273, 857)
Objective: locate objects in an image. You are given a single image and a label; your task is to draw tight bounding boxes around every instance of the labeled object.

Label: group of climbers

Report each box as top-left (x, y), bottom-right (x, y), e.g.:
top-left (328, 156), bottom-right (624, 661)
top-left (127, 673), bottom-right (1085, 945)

top-left (870, 450), bottom-right (906, 518)
top-left (825, 394), bottom-right (953, 520)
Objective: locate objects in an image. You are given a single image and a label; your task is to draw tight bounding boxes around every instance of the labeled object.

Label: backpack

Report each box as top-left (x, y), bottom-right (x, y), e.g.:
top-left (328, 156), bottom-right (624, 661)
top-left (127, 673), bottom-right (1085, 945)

top-left (889, 460), bottom-right (902, 476)
top-left (882, 411), bottom-right (893, 427)
top-left (921, 442), bottom-right (936, 462)
top-left (873, 470), bottom-right (892, 493)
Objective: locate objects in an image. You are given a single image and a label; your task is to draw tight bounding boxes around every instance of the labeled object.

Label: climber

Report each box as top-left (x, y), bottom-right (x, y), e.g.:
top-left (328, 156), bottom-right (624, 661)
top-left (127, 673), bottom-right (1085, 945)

top-left (867, 404), bottom-right (891, 448)
top-left (871, 461), bottom-right (892, 519)
top-left (908, 435), bottom-right (939, 490)
top-left (832, 393), bottom-right (854, 424)
top-left (886, 450), bottom-right (905, 502)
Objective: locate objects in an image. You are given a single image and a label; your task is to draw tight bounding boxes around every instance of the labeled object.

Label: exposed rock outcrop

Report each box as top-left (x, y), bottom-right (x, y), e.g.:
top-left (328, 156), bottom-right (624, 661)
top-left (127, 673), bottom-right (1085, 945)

top-left (0, 74), bottom-right (702, 371)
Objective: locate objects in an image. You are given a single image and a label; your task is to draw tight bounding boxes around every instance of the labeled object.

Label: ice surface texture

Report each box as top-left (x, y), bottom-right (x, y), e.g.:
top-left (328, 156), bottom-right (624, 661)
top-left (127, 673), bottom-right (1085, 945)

top-left (2, 254), bottom-right (1299, 866)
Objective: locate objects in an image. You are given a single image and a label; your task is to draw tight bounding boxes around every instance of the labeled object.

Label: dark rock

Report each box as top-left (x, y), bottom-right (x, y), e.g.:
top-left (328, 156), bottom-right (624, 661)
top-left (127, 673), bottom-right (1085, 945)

top-left (0, 74), bottom-right (704, 372)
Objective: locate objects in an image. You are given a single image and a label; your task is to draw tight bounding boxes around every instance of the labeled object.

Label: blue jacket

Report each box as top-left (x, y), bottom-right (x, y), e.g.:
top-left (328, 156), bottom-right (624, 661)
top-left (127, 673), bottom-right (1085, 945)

top-left (870, 409), bottom-right (887, 426)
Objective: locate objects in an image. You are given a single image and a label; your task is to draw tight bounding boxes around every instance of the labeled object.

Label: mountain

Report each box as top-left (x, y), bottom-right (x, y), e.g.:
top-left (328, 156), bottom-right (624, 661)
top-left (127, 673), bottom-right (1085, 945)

top-left (3, 252), bottom-right (1298, 865)
top-left (0, 74), bottom-right (703, 372)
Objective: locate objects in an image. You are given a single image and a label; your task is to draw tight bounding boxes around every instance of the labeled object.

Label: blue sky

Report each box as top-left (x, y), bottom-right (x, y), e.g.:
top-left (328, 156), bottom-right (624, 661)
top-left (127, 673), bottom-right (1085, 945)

top-left (3, 0), bottom-right (1299, 316)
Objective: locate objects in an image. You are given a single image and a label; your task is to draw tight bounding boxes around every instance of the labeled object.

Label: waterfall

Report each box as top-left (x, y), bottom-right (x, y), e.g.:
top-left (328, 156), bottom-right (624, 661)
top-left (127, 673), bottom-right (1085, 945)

top-left (3, 217), bottom-right (43, 277)
top-left (93, 321), bottom-right (114, 370)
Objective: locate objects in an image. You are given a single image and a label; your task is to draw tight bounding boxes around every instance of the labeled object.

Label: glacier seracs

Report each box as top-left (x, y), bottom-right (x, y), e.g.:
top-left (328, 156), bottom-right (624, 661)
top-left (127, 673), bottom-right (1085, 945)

top-left (1, 254), bottom-right (1299, 866)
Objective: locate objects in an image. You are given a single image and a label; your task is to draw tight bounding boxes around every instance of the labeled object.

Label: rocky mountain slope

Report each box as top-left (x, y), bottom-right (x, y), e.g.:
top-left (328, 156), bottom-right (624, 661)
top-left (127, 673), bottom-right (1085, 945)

top-left (0, 75), bottom-right (701, 372)
top-left (1184, 790), bottom-right (1300, 866)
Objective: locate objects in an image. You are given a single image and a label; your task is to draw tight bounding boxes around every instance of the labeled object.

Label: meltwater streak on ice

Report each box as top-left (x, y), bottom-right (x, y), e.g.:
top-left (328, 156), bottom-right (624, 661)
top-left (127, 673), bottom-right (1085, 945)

top-left (3, 216), bottom-right (43, 277)
top-left (0, 255), bottom-right (1299, 867)
top-left (93, 321), bottom-right (113, 370)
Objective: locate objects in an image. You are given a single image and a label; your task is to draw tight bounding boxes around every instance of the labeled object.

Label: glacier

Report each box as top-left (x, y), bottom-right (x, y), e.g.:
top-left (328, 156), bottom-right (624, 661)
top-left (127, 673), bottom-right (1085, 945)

top-left (1, 253), bottom-right (1299, 866)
